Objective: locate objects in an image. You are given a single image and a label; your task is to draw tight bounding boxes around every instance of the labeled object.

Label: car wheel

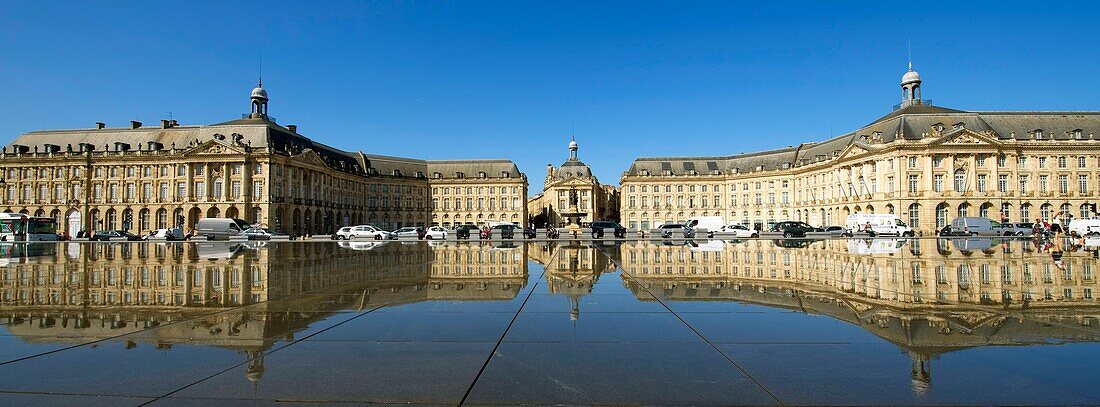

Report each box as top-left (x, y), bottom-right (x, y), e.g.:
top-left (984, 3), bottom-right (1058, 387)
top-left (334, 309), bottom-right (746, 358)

top-left (374, 235), bottom-right (381, 240)
top-left (783, 232), bottom-right (792, 238)
top-left (751, 233), bottom-right (759, 238)
top-left (425, 235), bottom-right (433, 240)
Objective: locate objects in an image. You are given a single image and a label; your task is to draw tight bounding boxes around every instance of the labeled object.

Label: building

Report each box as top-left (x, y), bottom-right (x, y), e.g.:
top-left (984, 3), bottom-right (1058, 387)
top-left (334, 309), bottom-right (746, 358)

top-left (620, 65), bottom-right (1100, 233)
top-left (0, 83), bottom-right (525, 235)
top-left (427, 160), bottom-right (528, 228)
top-left (526, 138), bottom-right (619, 227)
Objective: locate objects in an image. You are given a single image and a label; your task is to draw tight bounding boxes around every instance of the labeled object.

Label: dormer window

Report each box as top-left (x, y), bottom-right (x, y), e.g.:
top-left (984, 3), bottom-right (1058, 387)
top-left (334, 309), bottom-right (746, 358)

top-left (1033, 129), bottom-right (1045, 140)
top-left (755, 165), bottom-right (764, 172)
top-left (478, 171), bottom-right (486, 178)
top-left (663, 170), bottom-right (672, 176)
top-left (687, 169), bottom-right (697, 175)
top-left (953, 122), bottom-right (965, 130)
top-left (455, 172), bottom-right (464, 179)
top-left (392, 169), bottom-right (402, 177)
top-left (640, 169), bottom-right (650, 176)
top-left (1074, 129), bottom-right (1085, 140)
top-left (501, 171), bottom-right (510, 178)
top-left (711, 169), bottom-right (720, 175)
top-left (433, 172), bottom-right (442, 179)
top-left (415, 171), bottom-right (424, 178)
top-left (932, 123), bottom-right (945, 132)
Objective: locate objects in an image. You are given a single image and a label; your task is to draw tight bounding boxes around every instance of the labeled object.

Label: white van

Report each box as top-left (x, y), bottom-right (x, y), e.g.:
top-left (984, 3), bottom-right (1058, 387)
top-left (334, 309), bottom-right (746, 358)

top-left (685, 216), bottom-right (724, 238)
top-left (845, 214), bottom-right (914, 236)
top-left (1068, 218), bottom-right (1100, 236)
top-left (196, 218), bottom-right (251, 240)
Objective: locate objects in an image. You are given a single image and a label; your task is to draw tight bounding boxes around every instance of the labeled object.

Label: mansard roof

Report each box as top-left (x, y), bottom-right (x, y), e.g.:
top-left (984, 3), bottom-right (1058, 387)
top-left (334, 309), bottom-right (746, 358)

top-left (427, 159), bottom-right (524, 179)
top-left (623, 104), bottom-right (1100, 178)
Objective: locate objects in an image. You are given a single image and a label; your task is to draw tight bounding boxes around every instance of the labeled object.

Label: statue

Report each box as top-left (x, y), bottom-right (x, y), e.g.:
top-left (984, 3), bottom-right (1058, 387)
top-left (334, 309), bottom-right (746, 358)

top-left (569, 189), bottom-right (578, 208)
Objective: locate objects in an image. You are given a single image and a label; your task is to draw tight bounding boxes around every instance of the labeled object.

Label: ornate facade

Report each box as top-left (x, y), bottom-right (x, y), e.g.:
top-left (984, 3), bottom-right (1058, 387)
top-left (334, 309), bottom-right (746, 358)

top-left (526, 139), bottom-right (619, 227)
top-left (0, 83), bottom-right (525, 235)
top-left (620, 67), bottom-right (1100, 233)
top-left (427, 160), bottom-right (528, 228)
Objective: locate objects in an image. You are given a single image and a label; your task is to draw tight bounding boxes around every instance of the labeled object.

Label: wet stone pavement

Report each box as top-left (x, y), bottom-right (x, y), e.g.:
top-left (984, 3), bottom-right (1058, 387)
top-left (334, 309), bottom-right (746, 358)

top-left (0, 237), bottom-right (1097, 405)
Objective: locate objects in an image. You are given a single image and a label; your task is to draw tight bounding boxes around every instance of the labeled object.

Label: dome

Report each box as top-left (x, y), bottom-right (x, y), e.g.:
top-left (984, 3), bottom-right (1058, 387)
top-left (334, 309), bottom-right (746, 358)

top-left (251, 85), bottom-right (268, 100)
top-left (568, 140), bottom-right (578, 150)
top-left (901, 69), bottom-right (921, 85)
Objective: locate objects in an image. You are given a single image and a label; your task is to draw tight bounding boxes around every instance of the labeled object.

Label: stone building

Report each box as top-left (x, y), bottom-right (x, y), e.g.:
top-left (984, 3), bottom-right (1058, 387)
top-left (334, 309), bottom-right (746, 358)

top-left (427, 160), bottom-right (528, 228)
top-left (620, 66), bottom-right (1100, 233)
top-left (526, 138), bottom-right (619, 227)
top-left (0, 83), bottom-right (525, 235)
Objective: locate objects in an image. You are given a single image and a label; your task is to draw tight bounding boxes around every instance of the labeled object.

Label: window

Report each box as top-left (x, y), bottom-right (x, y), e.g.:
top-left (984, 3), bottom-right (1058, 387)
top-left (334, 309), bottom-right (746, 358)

top-left (176, 165), bottom-right (185, 176)
top-left (908, 175), bottom-right (918, 192)
top-left (253, 181), bottom-right (263, 198)
top-left (1058, 156), bottom-right (1067, 168)
top-left (231, 181), bottom-right (241, 199)
top-left (176, 182), bottom-right (185, 199)
top-left (933, 156), bottom-right (943, 167)
top-left (1059, 175), bottom-right (1069, 194)
top-left (1017, 156), bottom-right (1027, 167)
top-left (936, 205), bottom-right (947, 228)
top-left (194, 182), bottom-right (205, 198)
top-left (1017, 175), bottom-right (1029, 193)
top-left (908, 156), bottom-right (917, 169)
top-left (908, 203), bottom-right (920, 227)
top-left (976, 155), bottom-right (985, 167)
top-left (1080, 175), bottom-right (1089, 194)
top-left (195, 164), bottom-right (204, 176)
top-left (1039, 157), bottom-right (1047, 168)
top-left (933, 175), bottom-right (944, 192)
top-left (997, 155), bottom-right (1007, 167)
top-left (1079, 156), bottom-right (1087, 168)
top-left (976, 174), bottom-right (986, 192)
top-left (1039, 175), bottom-right (1049, 193)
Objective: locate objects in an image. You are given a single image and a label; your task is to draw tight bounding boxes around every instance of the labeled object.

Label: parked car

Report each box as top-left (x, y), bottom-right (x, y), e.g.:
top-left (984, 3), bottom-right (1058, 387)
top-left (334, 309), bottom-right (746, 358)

top-left (522, 227), bottom-right (538, 239)
top-left (486, 224), bottom-right (520, 239)
top-left (455, 224), bottom-right (481, 239)
top-left (91, 230), bottom-right (142, 241)
top-left (242, 227), bottom-right (283, 240)
top-left (658, 223), bottom-right (695, 239)
top-left (948, 217), bottom-right (1000, 237)
top-left (424, 226), bottom-right (449, 240)
top-left (1001, 222), bottom-right (1032, 236)
top-left (769, 221), bottom-right (816, 238)
top-left (333, 227), bottom-right (353, 240)
top-left (196, 218), bottom-right (251, 240)
top-left (720, 224), bottom-right (759, 238)
top-left (590, 221), bottom-right (627, 238)
top-left (820, 226), bottom-right (847, 237)
top-left (148, 227), bottom-right (184, 241)
top-left (340, 225), bottom-right (392, 240)
top-left (937, 225), bottom-right (953, 236)
top-left (392, 226), bottom-right (426, 240)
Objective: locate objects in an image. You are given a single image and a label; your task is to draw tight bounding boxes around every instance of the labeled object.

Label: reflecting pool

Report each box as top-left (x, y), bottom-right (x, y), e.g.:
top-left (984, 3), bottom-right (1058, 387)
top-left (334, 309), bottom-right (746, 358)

top-left (0, 238), bottom-right (1097, 405)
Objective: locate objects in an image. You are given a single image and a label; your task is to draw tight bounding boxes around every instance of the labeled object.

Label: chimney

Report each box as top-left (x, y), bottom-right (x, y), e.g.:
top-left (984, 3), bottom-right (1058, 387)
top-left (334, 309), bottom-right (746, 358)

top-left (161, 120), bottom-right (170, 129)
top-left (130, 121), bottom-right (142, 129)
top-left (95, 122), bottom-right (106, 130)
top-left (287, 124), bottom-right (297, 133)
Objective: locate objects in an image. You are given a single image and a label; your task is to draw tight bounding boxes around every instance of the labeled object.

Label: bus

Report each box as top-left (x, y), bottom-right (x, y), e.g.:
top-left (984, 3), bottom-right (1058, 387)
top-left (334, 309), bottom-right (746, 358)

top-left (0, 213), bottom-right (59, 241)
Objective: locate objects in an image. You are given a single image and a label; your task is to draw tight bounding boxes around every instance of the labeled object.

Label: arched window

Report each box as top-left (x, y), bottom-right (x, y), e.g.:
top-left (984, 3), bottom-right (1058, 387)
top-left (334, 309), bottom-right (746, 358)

top-left (908, 203), bottom-right (920, 228)
top-left (958, 203), bottom-right (969, 218)
top-left (954, 169), bottom-right (967, 192)
top-left (935, 204), bottom-right (948, 228)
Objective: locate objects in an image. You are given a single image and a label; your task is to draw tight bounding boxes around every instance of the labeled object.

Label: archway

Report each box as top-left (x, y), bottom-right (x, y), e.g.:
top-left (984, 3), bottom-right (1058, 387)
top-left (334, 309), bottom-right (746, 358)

top-left (188, 207), bottom-right (202, 229)
top-left (225, 206), bottom-right (239, 219)
top-left (207, 207), bottom-right (221, 218)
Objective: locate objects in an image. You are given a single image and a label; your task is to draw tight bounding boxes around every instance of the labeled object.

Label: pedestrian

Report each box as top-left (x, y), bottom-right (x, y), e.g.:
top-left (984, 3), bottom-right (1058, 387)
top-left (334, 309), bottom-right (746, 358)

top-left (1052, 212), bottom-right (1063, 235)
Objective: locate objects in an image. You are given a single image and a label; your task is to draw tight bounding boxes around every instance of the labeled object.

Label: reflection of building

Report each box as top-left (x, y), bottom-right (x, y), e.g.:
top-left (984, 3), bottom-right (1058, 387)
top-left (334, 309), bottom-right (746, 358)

top-left (0, 83), bottom-right (525, 236)
top-left (0, 241), bottom-right (527, 382)
top-left (527, 139), bottom-right (619, 227)
top-left (620, 65), bottom-right (1100, 233)
top-left (618, 239), bottom-right (1100, 391)
top-left (530, 242), bottom-right (617, 320)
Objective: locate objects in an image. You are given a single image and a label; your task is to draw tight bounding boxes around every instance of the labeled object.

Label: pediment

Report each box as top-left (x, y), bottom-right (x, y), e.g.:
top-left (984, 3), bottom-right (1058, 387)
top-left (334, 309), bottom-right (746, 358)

top-left (835, 142), bottom-right (880, 161)
top-left (931, 129), bottom-right (1002, 148)
top-left (181, 140), bottom-right (246, 157)
top-left (292, 149), bottom-right (330, 168)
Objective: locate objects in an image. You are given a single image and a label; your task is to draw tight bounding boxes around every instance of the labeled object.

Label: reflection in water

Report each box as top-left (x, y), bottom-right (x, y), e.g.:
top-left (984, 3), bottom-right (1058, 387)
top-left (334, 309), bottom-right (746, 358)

top-left (0, 238), bottom-right (1096, 391)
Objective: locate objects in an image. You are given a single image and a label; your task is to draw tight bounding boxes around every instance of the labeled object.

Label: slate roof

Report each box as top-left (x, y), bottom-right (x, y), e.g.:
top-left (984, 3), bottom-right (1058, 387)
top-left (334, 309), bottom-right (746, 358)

top-left (624, 103), bottom-right (1100, 177)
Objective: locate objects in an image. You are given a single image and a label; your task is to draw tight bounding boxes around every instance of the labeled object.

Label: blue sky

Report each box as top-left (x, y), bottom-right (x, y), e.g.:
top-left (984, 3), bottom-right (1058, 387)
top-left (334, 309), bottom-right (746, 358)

top-left (2, 1), bottom-right (1099, 191)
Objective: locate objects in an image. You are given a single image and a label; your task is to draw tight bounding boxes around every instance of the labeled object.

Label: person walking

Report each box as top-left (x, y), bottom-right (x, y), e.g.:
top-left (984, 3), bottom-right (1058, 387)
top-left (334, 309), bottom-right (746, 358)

top-left (1052, 212), bottom-right (1064, 235)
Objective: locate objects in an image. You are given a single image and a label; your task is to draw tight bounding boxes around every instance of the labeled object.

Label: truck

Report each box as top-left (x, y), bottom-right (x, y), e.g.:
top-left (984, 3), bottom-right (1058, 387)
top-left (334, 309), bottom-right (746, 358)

top-left (845, 213), bottom-right (914, 237)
